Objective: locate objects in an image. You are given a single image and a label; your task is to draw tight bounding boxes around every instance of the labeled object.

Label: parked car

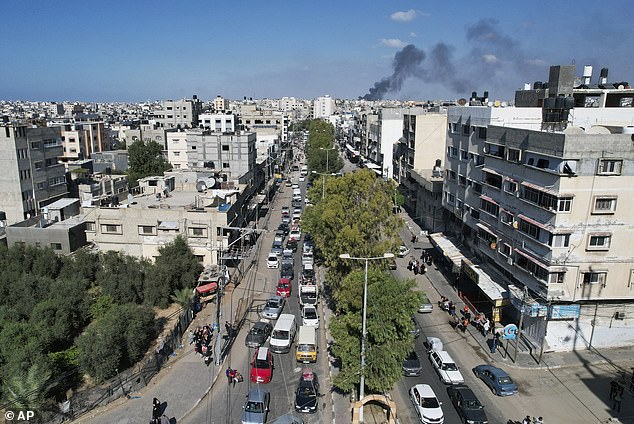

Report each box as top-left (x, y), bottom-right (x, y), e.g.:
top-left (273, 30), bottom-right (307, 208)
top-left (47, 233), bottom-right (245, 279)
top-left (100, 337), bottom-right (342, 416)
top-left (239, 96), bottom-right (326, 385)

top-left (418, 292), bottom-right (433, 313)
top-left (262, 296), bottom-right (285, 319)
top-left (250, 347), bottom-right (274, 384)
top-left (299, 175), bottom-right (305, 182)
top-left (301, 305), bottom-right (319, 328)
top-left (278, 222), bottom-right (289, 235)
top-left (398, 245), bottom-right (410, 257)
top-left (286, 238), bottom-right (298, 252)
top-left (409, 384), bottom-right (444, 424)
top-left (429, 350), bottom-right (464, 384)
top-left (245, 320), bottom-right (273, 348)
top-left (242, 388), bottom-right (270, 424)
top-left (271, 241), bottom-right (283, 256)
top-left (267, 254), bottom-right (280, 269)
top-left (410, 317), bottom-right (421, 338)
top-left (276, 278), bottom-right (292, 298)
top-left (446, 384), bottom-right (488, 424)
top-left (289, 229), bottom-right (301, 242)
top-left (301, 251), bottom-right (314, 267)
top-left (402, 350), bottom-right (423, 377)
top-left (294, 368), bottom-right (320, 414)
top-left (281, 206), bottom-right (290, 216)
top-left (472, 364), bottom-right (518, 396)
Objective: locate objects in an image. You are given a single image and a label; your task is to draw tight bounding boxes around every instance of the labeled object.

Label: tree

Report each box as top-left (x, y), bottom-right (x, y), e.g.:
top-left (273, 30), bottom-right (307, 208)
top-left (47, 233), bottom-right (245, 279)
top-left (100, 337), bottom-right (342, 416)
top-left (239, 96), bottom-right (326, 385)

top-left (95, 251), bottom-right (147, 305)
top-left (301, 169), bottom-right (403, 288)
top-left (127, 140), bottom-right (171, 186)
top-left (330, 270), bottom-right (421, 393)
top-left (3, 362), bottom-right (54, 413)
top-left (170, 287), bottom-right (193, 311)
top-left (145, 236), bottom-right (202, 308)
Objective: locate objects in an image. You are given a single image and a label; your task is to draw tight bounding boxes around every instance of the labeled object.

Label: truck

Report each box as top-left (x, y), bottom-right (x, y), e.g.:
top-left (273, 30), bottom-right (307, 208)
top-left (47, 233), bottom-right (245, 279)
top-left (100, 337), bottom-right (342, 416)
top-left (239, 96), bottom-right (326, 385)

top-left (298, 266), bottom-right (318, 306)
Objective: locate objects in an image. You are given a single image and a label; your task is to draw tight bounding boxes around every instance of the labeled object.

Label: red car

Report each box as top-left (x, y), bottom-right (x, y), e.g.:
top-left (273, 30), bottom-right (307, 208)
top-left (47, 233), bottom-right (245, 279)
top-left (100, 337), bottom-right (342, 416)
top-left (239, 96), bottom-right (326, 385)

top-left (276, 278), bottom-right (292, 297)
top-left (250, 347), bottom-right (274, 384)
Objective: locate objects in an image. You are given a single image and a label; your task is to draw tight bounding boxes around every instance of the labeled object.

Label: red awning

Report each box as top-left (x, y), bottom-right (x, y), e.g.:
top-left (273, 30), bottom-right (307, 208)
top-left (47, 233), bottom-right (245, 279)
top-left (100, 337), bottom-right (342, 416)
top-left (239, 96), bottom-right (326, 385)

top-left (514, 249), bottom-right (549, 270)
top-left (480, 194), bottom-right (499, 205)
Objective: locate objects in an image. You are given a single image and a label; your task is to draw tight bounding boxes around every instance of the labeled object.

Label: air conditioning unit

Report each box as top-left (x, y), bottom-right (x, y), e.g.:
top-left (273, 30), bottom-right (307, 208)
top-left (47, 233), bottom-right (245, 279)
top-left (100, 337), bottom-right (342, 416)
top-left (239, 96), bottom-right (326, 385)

top-left (614, 311), bottom-right (625, 320)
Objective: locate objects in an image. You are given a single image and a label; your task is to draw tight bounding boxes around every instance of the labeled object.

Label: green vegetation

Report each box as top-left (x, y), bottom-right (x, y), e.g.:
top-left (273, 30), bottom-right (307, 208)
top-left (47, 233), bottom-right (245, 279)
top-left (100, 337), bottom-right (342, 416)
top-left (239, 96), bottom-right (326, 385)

top-left (0, 235), bottom-right (201, 410)
top-left (301, 167), bottom-right (420, 394)
top-left (127, 140), bottom-right (172, 186)
top-left (305, 120), bottom-right (343, 175)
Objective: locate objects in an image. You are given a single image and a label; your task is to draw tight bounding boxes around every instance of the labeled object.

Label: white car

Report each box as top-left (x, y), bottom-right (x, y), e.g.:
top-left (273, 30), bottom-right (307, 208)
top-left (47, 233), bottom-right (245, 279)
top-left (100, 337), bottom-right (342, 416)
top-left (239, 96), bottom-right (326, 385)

top-left (409, 384), bottom-right (444, 424)
top-left (289, 229), bottom-right (301, 242)
top-left (299, 175), bottom-right (305, 182)
top-left (429, 350), bottom-right (464, 385)
top-left (398, 245), bottom-right (410, 257)
top-left (266, 254), bottom-right (279, 269)
top-left (301, 251), bottom-right (314, 267)
top-left (301, 305), bottom-right (319, 328)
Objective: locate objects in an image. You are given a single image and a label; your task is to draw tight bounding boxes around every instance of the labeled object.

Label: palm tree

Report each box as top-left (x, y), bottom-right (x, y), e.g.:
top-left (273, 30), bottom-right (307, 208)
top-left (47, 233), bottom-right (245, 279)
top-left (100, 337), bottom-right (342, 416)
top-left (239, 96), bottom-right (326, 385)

top-left (170, 287), bottom-right (193, 311)
top-left (4, 363), bottom-right (54, 416)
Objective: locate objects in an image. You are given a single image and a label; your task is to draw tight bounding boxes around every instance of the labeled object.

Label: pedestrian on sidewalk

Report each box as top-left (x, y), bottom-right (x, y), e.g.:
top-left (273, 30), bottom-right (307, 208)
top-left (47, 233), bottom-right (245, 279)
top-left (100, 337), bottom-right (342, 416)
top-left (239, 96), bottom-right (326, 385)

top-left (482, 318), bottom-right (490, 337)
top-left (152, 397), bottom-right (162, 421)
top-left (233, 371), bottom-right (243, 385)
top-left (613, 392), bottom-right (623, 412)
top-left (610, 379), bottom-right (619, 400)
top-left (490, 333), bottom-right (499, 354)
top-left (226, 367), bottom-right (236, 384)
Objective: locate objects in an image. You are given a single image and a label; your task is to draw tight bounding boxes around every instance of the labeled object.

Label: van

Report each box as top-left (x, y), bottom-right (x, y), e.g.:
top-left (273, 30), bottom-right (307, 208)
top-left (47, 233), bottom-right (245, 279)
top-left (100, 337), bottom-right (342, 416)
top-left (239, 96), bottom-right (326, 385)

top-left (270, 314), bottom-right (297, 353)
top-left (295, 326), bottom-right (317, 363)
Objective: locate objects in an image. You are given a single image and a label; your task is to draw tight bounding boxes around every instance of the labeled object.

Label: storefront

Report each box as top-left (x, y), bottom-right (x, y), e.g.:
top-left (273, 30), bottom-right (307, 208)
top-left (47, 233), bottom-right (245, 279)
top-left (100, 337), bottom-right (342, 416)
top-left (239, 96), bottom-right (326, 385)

top-left (429, 232), bottom-right (466, 276)
top-left (458, 259), bottom-right (509, 323)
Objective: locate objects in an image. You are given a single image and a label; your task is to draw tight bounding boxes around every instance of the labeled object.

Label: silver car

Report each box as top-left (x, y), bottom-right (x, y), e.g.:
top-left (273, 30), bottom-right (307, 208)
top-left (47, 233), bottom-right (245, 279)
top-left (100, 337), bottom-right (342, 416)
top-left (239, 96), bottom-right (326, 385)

top-left (242, 388), bottom-right (270, 424)
top-left (262, 296), bottom-right (285, 319)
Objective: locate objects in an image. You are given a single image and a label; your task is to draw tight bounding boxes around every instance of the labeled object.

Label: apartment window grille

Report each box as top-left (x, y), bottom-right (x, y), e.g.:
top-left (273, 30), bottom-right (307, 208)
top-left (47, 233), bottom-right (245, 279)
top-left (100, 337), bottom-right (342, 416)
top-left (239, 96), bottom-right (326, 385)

top-left (138, 225), bottom-right (156, 235)
top-left (582, 272), bottom-right (607, 285)
top-left (519, 219), bottom-right (541, 240)
top-left (588, 234), bottom-right (611, 250)
top-left (550, 233), bottom-right (570, 248)
top-left (593, 197), bottom-right (617, 214)
top-left (480, 199), bottom-right (499, 217)
top-left (597, 159), bottom-right (622, 175)
top-left (101, 224), bottom-right (122, 234)
top-left (86, 222), bottom-right (96, 232)
top-left (507, 148), bottom-right (521, 163)
top-left (548, 272), bottom-right (565, 284)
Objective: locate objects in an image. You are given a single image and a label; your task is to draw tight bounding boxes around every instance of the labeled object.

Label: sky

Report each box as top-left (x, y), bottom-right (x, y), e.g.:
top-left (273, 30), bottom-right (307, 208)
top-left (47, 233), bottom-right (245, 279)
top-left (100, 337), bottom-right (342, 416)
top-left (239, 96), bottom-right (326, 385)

top-left (2, 0), bottom-right (634, 103)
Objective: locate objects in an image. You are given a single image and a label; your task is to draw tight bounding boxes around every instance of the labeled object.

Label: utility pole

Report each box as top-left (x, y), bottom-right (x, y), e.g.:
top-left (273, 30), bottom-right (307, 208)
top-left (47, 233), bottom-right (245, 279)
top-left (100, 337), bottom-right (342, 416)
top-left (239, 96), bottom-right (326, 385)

top-left (513, 286), bottom-right (528, 363)
top-left (538, 298), bottom-right (552, 364)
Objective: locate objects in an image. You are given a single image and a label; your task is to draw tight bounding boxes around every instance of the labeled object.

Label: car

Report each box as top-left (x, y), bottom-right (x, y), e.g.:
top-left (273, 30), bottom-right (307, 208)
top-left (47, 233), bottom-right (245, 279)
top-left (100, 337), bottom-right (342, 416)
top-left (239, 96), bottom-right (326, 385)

top-left (292, 183), bottom-right (299, 190)
top-left (305, 197), bottom-right (311, 205)
top-left (294, 368), bottom-right (320, 414)
top-left (472, 364), bottom-right (518, 396)
top-left (418, 292), bottom-right (433, 313)
top-left (267, 254), bottom-right (280, 269)
top-left (278, 222), bottom-right (289, 235)
top-left (410, 317), bottom-right (421, 338)
top-left (245, 320), bottom-right (273, 348)
top-left (402, 350), bottom-right (423, 376)
top-left (409, 384), bottom-right (444, 424)
top-left (286, 238), bottom-right (298, 252)
top-left (429, 351), bottom-right (464, 384)
top-left (301, 266), bottom-right (315, 285)
top-left (285, 180), bottom-right (292, 187)
top-left (271, 241), bottom-right (283, 256)
top-left (301, 305), bottom-right (319, 328)
top-left (299, 175), bottom-right (305, 182)
top-left (274, 233), bottom-right (284, 244)
top-left (282, 215), bottom-right (292, 225)
top-left (398, 245), bottom-right (411, 257)
top-left (262, 296), bottom-right (285, 319)
top-left (250, 347), bottom-right (274, 384)
top-left (242, 388), bottom-right (270, 424)
top-left (447, 385), bottom-right (488, 424)
top-left (301, 251), bottom-right (314, 267)
top-left (281, 263), bottom-right (294, 280)
top-left (281, 206), bottom-right (290, 216)
top-left (276, 278), bottom-right (292, 297)
top-left (281, 248), bottom-right (294, 265)
top-left (289, 229), bottom-right (301, 242)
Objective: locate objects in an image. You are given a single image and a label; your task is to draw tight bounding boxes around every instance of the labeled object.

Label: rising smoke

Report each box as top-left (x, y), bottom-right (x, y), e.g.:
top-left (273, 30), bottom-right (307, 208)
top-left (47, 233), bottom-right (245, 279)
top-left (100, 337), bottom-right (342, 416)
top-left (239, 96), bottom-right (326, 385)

top-left (361, 19), bottom-right (541, 100)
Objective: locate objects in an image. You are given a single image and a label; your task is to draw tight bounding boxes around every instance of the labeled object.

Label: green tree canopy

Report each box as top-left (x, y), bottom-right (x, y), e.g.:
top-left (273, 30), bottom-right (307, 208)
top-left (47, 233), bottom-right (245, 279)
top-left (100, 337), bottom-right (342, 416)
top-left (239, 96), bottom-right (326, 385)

top-left (330, 270), bottom-right (421, 393)
top-left (305, 120), bottom-right (343, 175)
top-left (301, 169), bottom-right (402, 287)
top-left (127, 140), bottom-right (172, 186)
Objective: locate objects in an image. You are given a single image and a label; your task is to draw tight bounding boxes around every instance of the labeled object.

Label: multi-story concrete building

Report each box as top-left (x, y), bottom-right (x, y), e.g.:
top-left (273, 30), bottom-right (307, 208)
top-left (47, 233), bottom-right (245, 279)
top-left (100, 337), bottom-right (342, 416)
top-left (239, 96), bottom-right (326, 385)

top-left (313, 95), bottom-right (335, 119)
top-left (186, 131), bottom-right (256, 181)
top-left (237, 104), bottom-right (289, 144)
top-left (442, 65), bottom-right (634, 351)
top-left (0, 125), bottom-right (68, 224)
top-left (198, 113), bottom-right (236, 133)
top-left (213, 95), bottom-right (229, 112)
top-left (152, 96), bottom-right (203, 129)
top-left (49, 119), bottom-right (110, 161)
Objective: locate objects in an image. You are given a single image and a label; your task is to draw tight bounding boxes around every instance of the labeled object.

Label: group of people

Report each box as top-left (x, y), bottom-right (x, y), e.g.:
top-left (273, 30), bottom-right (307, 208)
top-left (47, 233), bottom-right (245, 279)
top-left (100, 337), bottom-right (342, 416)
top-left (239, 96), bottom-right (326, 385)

top-left (407, 257), bottom-right (427, 275)
top-left (190, 325), bottom-right (214, 365)
top-left (522, 416), bottom-right (544, 424)
top-left (150, 397), bottom-right (168, 424)
top-left (226, 367), bottom-right (244, 387)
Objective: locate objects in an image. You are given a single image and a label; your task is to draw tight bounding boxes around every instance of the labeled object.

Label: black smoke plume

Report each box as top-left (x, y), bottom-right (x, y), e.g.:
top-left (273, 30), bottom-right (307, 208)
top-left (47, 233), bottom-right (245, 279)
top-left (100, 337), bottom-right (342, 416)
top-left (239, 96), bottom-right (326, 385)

top-left (361, 45), bottom-right (425, 101)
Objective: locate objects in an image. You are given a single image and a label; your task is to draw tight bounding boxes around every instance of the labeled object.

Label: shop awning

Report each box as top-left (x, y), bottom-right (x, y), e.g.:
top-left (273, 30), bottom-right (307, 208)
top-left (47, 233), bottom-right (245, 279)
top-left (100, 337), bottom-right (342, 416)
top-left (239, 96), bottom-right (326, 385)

top-left (429, 233), bottom-right (467, 270)
top-left (464, 260), bottom-right (508, 302)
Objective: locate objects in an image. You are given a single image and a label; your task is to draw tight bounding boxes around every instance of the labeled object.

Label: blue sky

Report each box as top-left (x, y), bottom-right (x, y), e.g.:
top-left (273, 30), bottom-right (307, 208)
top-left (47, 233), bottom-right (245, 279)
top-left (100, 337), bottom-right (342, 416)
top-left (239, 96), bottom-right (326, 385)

top-left (2, 1), bottom-right (633, 102)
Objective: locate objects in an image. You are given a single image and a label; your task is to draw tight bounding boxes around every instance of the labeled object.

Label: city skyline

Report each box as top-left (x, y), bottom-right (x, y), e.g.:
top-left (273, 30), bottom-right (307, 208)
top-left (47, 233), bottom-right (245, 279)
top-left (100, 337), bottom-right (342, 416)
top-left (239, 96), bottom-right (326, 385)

top-left (3, 0), bottom-right (634, 103)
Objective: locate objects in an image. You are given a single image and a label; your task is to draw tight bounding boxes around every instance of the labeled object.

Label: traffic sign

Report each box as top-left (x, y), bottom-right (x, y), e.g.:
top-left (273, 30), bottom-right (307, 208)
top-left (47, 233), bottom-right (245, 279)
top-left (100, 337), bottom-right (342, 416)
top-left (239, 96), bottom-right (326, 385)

top-left (502, 324), bottom-right (518, 340)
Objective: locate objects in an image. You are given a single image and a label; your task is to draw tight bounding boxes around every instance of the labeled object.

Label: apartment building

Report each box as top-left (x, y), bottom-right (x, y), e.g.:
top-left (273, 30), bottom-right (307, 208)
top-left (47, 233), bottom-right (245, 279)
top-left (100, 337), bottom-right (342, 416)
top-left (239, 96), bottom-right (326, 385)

top-left (0, 125), bottom-right (68, 224)
top-left (442, 66), bottom-right (634, 351)
top-left (152, 96), bottom-right (203, 129)
top-left (49, 119), bottom-right (110, 161)
top-left (213, 95), bottom-right (229, 112)
top-left (313, 95), bottom-right (335, 119)
top-left (237, 104), bottom-right (289, 144)
top-left (198, 113), bottom-right (236, 133)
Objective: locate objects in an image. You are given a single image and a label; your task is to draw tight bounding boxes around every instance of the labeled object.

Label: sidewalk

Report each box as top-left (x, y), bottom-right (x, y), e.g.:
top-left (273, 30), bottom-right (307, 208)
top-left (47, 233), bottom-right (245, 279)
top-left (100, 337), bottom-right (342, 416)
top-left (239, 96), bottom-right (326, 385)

top-left (398, 211), bottom-right (634, 375)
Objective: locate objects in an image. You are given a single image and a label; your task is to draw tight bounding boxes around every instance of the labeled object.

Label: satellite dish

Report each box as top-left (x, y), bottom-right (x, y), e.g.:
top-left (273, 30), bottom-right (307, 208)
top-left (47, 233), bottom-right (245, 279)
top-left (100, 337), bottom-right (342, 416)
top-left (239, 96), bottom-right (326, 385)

top-left (196, 180), bottom-right (207, 192)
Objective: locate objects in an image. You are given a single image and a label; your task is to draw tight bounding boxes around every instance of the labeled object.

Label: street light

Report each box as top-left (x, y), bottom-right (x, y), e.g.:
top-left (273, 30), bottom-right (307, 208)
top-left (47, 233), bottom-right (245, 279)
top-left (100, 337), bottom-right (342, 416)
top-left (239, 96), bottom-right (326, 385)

top-left (319, 146), bottom-right (336, 173)
top-left (338, 252), bottom-right (395, 423)
top-left (311, 170), bottom-right (337, 199)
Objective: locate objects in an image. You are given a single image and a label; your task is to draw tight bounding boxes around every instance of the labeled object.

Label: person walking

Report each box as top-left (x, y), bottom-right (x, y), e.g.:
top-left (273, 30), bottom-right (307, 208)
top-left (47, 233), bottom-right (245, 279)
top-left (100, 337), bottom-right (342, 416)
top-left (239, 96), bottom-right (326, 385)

top-left (613, 392), bottom-right (623, 412)
top-left (152, 397), bottom-right (162, 422)
top-left (226, 367), bottom-right (235, 384)
top-left (490, 333), bottom-right (499, 354)
top-left (482, 318), bottom-right (490, 337)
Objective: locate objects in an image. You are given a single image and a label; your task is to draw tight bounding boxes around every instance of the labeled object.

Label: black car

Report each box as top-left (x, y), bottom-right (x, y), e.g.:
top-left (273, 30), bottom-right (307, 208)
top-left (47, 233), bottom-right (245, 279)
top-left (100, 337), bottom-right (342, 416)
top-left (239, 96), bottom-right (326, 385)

top-left (294, 369), bottom-right (320, 413)
top-left (286, 238), bottom-right (298, 252)
top-left (281, 263), bottom-right (294, 280)
top-left (245, 320), bottom-right (273, 348)
top-left (402, 350), bottom-right (422, 376)
top-left (447, 384), bottom-right (488, 424)
top-left (278, 222), bottom-right (289, 235)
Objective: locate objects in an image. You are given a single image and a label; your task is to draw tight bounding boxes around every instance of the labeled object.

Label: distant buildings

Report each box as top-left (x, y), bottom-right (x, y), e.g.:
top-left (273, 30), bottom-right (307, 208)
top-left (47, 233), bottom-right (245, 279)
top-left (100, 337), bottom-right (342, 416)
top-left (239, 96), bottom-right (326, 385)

top-left (313, 95), bottom-right (335, 119)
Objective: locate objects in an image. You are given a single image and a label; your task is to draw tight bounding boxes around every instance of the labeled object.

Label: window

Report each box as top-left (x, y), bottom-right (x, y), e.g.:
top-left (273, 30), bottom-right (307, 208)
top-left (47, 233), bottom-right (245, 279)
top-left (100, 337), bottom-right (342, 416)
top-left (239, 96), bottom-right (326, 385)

top-left (557, 197), bottom-right (572, 212)
top-left (519, 219), bottom-right (541, 240)
top-left (31, 141), bottom-right (41, 149)
top-left (222, 145), bottom-right (230, 151)
top-left (138, 225), bottom-right (156, 235)
top-left (597, 159), bottom-right (622, 175)
top-left (189, 227), bottom-right (206, 237)
top-left (86, 222), bottom-right (96, 232)
top-left (35, 161), bottom-right (43, 170)
top-left (222, 162), bottom-right (230, 168)
top-left (507, 148), bottom-right (521, 163)
top-left (485, 143), bottom-right (505, 158)
top-left (550, 233), bottom-right (570, 248)
top-left (447, 170), bottom-right (456, 180)
top-left (582, 272), bottom-right (607, 285)
top-left (50, 243), bottom-right (62, 250)
top-left (480, 199), bottom-right (499, 217)
top-left (460, 150), bottom-right (469, 161)
top-left (500, 243), bottom-right (512, 257)
top-left (101, 224), bottom-right (122, 234)
top-left (503, 180), bottom-right (518, 194)
top-left (173, 151), bottom-right (180, 156)
top-left (445, 191), bottom-right (455, 205)
top-left (470, 209), bottom-right (480, 219)
top-left (483, 171), bottom-right (502, 189)
top-left (548, 272), bottom-right (565, 284)
top-left (473, 182), bottom-right (483, 194)
top-left (500, 210), bottom-right (514, 225)
top-left (462, 125), bottom-right (470, 135)
top-left (588, 234), bottom-right (611, 250)
top-left (458, 175), bottom-right (467, 186)
top-left (447, 146), bottom-right (458, 158)
top-left (36, 182), bottom-right (46, 190)
top-left (49, 176), bottom-right (65, 186)
top-left (515, 254), bottom-right (548, 280)
top-left (478, 127), bottom-right (487, 139)
top-left (593, 197), bottom-right (617, 214)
